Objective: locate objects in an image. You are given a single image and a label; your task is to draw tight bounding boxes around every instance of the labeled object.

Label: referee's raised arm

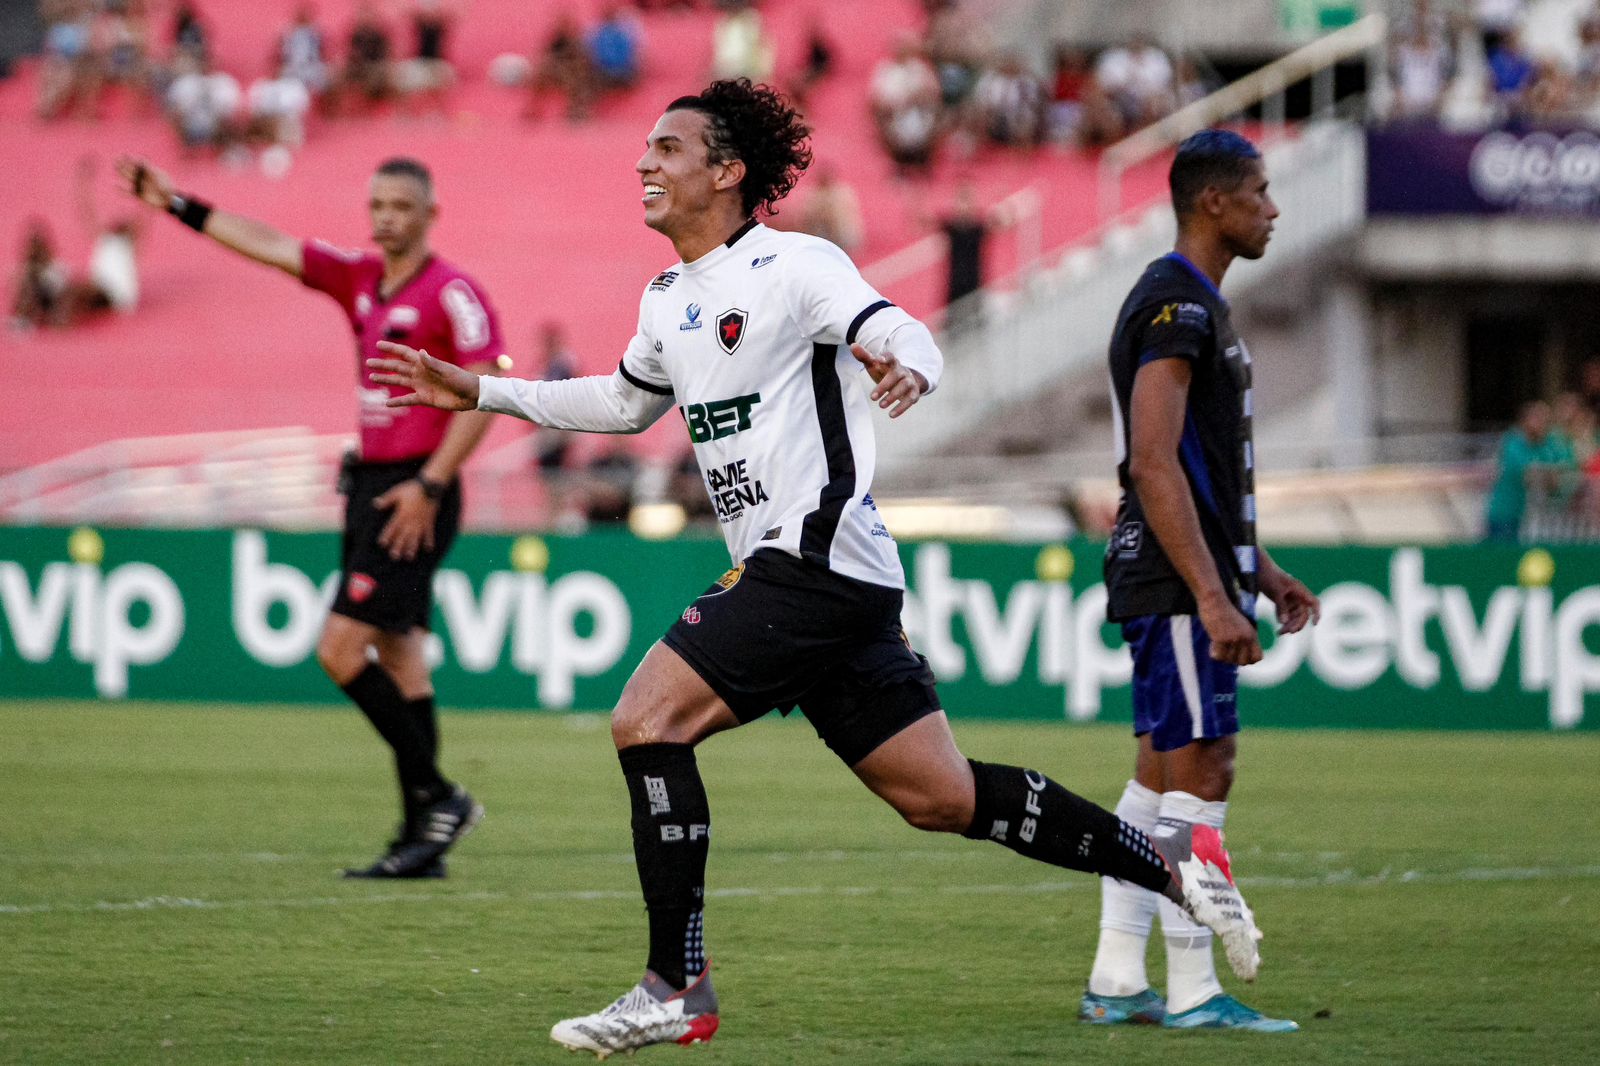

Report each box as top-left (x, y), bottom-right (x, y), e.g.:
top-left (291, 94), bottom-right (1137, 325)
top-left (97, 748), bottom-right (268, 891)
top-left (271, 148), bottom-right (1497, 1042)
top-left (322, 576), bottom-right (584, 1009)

top-left (115, 156), bottom-right (304, 277)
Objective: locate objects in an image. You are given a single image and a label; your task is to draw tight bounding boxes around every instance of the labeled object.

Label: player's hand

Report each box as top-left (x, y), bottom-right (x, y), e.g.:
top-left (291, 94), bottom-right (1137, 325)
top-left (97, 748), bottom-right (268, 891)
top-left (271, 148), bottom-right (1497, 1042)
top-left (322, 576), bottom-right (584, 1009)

top-left (368, 342), bottom-right (480, 411)
top-left (114, 156), bottom-right (175, 211)
top-left (1199, 592), bottom-right (1263, 666)
top-left (372, 479), bottom-right (437, 561)
top-left (1259, 566), bottom-right (1320, 635)
top-left (851, 342), bottom-right (927, 418)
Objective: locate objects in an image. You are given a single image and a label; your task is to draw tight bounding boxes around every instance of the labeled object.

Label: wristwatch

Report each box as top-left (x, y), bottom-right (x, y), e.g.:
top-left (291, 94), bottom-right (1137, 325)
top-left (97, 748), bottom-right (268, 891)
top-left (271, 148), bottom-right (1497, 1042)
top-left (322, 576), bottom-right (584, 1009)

top-left (416, 475), bottom-right (449, 501)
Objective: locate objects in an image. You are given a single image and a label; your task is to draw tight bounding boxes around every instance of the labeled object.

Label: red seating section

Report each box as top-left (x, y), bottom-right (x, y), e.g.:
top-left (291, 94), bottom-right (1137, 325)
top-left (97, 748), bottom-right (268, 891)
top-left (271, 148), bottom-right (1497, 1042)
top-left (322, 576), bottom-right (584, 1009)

top-left (1, 0), bottom-right (1170, 470)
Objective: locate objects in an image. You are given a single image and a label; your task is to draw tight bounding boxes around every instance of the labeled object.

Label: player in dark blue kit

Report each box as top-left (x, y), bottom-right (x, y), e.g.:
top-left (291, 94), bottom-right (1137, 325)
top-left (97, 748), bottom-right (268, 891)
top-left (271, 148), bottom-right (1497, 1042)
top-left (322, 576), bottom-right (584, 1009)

top-left (1082, 130), bottom-right (1321, 1032)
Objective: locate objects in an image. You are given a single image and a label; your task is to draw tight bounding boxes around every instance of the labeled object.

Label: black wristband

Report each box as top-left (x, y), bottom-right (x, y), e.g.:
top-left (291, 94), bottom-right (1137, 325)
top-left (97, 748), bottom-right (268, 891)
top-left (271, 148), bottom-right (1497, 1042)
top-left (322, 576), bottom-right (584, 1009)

top-left (415, 475), bottom-right (448, 501)
top-left (167, 194), bottom-right (213, 233)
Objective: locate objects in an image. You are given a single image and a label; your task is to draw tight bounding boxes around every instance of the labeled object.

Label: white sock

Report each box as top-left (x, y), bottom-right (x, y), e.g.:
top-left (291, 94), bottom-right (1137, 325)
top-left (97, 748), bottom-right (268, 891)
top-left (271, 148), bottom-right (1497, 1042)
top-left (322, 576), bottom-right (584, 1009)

top-left (1087, 780), bottom-right (1162, 997)
top-left (1157, 790), bottom-right (1228, 1013)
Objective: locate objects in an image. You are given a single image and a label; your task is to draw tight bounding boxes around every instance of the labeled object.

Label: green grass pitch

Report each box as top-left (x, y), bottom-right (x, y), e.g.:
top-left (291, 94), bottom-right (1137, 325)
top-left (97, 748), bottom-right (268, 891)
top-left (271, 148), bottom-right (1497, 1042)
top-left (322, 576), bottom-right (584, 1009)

top-left (4, 700), bottom-right (1598, 1065)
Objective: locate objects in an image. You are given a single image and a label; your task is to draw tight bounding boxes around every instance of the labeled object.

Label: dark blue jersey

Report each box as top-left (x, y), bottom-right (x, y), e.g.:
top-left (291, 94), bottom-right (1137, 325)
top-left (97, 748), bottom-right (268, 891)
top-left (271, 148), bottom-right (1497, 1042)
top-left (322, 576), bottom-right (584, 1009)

top-left (1104, 253), bottom-right (1258, 622)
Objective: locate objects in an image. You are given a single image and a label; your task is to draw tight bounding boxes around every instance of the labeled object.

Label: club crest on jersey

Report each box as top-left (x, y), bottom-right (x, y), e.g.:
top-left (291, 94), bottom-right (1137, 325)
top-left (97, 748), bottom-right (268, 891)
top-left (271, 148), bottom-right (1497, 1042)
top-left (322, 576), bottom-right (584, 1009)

top-left (680, 303), bottom-right (703, 331)
top-left (716, 308), bottom-right (748, 355)
top-left (355, 293), bottom-right (373, 317)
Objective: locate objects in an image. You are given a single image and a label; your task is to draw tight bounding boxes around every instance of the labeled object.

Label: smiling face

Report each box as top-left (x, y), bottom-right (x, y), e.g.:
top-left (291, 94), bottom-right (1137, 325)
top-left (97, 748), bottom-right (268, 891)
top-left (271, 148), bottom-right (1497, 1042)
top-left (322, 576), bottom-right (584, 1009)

top-left (1214, 158), bottom-right (1277, 261)
top-left (635, 108), bottom-right (743, 241)
top-left (367, 172), bottom-right (436, 259)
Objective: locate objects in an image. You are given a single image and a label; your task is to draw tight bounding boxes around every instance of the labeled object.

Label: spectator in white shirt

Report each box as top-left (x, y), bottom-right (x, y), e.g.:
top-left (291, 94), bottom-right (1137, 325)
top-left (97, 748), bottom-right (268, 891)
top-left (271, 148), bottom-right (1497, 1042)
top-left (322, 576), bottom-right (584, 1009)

top-left (165, 53), bottom-right (241, 150)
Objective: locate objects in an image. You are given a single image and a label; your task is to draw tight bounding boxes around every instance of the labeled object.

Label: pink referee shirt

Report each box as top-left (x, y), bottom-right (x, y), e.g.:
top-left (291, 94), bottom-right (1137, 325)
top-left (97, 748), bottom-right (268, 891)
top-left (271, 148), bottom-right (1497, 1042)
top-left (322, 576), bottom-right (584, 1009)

top-left (302, 240), bottom-right (506, 462)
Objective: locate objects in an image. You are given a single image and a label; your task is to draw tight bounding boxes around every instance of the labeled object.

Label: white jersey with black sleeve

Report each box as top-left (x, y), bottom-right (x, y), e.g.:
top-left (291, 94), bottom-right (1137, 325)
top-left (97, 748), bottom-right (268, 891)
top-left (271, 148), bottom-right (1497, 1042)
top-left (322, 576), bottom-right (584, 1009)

top-left (477, 221), bottom-right (943, 590)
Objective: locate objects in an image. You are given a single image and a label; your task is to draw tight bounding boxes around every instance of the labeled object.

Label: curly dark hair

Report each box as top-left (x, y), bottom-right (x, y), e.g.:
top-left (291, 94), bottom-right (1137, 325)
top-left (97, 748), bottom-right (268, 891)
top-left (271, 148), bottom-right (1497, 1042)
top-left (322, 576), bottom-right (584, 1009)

top-left (666, 79), bottom-right (813, 218)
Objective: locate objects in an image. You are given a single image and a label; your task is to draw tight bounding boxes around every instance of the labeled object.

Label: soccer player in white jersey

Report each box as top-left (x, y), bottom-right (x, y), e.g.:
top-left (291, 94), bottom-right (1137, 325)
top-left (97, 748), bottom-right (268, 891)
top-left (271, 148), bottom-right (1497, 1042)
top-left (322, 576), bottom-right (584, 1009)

top-left (369, 79), bottom-right (1266, 1058)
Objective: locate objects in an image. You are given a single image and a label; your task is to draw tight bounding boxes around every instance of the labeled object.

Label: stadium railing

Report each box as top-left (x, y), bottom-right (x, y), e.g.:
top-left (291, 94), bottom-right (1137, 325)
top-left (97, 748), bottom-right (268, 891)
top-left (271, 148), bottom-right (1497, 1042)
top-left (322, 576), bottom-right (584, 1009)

top-left (1096, 11), bottom-right (1388, 218)
top-left (874, 118), bottom-right (1367, 472)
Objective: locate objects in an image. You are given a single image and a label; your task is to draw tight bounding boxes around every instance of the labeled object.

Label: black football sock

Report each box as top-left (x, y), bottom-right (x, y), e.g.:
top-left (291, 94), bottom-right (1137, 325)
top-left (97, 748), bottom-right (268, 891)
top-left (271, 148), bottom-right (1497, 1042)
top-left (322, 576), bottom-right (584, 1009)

top-left (403, 693), bottom-right (448, 829)
top-left (404, 693), bottom-right (441, 768)
top-left (619, 742), bottom-right (710, 990)
top-left (342, 664), bottom-right (450, 816)
top-left (963, 760), bottom-right (1174, 896)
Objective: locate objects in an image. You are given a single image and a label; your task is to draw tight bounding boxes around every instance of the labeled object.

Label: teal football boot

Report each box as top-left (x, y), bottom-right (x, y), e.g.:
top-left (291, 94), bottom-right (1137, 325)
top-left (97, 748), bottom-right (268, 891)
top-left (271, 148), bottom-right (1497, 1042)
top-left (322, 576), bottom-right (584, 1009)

top-left (1162, 993), bottom-right (1298, 1032)
top-left (1079, 987), bottom-right (1167, 1025)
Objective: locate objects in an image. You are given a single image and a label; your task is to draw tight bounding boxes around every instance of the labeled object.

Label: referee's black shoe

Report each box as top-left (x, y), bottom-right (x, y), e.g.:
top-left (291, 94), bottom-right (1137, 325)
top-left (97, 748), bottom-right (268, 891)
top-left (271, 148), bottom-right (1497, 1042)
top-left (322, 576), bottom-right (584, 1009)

top-left (341, 787), bottom-right (483, 879)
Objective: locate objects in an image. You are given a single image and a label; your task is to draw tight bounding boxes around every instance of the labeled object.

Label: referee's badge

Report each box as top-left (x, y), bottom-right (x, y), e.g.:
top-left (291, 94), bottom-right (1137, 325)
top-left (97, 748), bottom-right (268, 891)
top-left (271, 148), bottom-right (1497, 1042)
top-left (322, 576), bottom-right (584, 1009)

top-left (715, 308), bottom-right (748, 355)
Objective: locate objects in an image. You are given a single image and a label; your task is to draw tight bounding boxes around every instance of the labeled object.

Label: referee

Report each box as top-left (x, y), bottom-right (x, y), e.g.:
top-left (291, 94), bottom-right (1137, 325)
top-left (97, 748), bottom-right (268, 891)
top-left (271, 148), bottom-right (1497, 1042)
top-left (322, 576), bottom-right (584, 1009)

top-left (117, 155), bottom-right (500, 879)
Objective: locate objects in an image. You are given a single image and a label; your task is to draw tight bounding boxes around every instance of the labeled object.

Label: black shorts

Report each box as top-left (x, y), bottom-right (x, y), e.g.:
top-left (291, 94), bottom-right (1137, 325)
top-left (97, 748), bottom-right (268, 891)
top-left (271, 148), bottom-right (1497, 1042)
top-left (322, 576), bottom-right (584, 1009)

top-left (331, 457), bottom-right (462, 633)
top-left (662, 548), bottom-right (941, 767)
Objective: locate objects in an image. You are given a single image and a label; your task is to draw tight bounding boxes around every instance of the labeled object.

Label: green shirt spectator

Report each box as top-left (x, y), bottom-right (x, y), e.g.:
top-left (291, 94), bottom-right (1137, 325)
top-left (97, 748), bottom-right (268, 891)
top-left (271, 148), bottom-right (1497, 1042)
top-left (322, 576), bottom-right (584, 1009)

top-left (1486, 400), bottom-right (1575, 540)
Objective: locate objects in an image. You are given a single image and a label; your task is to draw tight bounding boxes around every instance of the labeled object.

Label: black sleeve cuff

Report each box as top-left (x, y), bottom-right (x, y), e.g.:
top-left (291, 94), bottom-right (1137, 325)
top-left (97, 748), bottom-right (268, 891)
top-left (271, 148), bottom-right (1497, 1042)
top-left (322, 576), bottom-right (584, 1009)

top-left (618, 360), bottom-right (673, 396)
top-left (846, 299), bottom-right (895, 345)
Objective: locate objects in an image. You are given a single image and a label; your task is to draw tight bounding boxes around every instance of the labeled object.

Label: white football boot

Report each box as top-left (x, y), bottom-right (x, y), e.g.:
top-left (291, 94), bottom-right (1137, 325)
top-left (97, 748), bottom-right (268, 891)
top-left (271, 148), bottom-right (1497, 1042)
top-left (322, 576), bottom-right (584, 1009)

top-left (551, 966), bottom-right (719, 1059)
top-left (1153, 822), bottom-right (1264, 981)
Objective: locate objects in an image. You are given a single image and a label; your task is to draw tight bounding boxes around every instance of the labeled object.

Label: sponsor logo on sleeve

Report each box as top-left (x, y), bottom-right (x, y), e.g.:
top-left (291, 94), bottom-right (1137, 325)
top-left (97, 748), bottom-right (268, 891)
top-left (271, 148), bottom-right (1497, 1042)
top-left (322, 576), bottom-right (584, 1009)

top-left (716, 308), bottom-right (748, 355)
top-left (649, 270), bottom-right (680, 291)
top-left (750, 254), bottom-right (777, 269)
top-left (1152, 302), bottom-right (1209, 328)
top-left (441, 279), bottom-right (491, 352)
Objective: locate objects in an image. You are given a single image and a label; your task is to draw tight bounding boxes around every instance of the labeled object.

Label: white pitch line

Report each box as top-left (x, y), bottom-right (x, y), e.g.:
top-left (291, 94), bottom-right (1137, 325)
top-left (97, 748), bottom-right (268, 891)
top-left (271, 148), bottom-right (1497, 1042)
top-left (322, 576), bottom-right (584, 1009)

top-left (3, 864), bottom-right (1598, 919)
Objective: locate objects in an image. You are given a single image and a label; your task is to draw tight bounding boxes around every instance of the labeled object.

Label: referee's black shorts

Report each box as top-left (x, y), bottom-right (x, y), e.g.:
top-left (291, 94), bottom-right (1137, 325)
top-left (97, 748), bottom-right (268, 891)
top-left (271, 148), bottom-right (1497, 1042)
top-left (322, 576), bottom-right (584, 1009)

top-left (331, 457), bottom-right (461, 633)
top-left (662, 548), bottom-right (941, 767)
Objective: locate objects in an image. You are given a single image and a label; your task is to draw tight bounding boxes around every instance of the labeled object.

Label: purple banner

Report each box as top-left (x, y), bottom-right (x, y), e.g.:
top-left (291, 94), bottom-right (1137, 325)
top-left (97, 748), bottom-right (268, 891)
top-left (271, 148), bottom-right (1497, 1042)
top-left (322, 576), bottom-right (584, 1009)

top-left (1367, 123), bottom-right (1600, 216)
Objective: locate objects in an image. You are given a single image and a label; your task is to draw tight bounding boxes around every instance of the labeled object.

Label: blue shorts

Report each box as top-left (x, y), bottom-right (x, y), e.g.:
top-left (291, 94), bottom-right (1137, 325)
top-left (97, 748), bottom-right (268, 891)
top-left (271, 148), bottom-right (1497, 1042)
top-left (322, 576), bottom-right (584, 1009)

top-left (1122, 614), bottom-right (1240, 753)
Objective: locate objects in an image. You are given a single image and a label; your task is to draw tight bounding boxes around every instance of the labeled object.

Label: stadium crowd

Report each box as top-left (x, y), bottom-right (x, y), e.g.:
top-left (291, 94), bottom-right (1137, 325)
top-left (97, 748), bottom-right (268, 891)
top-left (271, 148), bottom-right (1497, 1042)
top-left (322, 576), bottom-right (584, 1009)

top-left (1385, 0), bottom-right (1600, 123)
top-left (28, 1), bottom-right (1226, 174)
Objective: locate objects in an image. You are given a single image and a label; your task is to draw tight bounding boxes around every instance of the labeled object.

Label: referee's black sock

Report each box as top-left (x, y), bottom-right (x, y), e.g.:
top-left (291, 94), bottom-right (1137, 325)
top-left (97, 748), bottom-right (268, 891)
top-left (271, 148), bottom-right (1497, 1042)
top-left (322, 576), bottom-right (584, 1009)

top-left (619, 742), bottom-right (709, 991)
top-left (342, 664), bottom-right (450, 815)
top-left (405, 693), bottom-right (440, 767)
top-left (963, 760), bottom-right (1173, 895)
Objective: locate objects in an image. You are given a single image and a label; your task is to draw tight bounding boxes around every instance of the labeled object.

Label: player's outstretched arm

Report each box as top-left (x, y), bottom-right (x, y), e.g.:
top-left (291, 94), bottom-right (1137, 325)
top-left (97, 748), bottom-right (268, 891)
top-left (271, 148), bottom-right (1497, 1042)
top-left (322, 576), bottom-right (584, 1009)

top-left (369, 341), bottom-right (481, 411)
top-left (115, 156), bottom-right (303, 277)
top-left (851, 342), bottom-right (930, 419)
